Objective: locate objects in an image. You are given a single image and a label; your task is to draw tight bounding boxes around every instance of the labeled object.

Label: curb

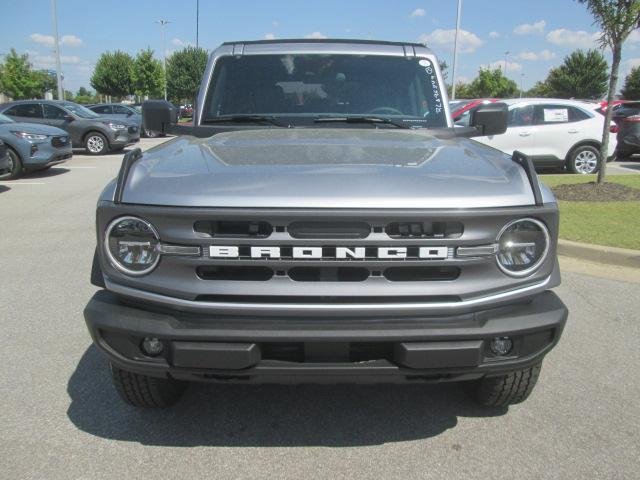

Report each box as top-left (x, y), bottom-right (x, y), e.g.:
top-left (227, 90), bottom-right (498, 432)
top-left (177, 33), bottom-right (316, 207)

top-left (557, 239), bottom-right (640, 269)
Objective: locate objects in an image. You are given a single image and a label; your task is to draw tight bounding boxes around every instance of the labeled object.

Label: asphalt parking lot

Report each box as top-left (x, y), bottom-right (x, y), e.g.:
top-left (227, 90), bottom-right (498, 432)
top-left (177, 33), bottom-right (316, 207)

top-left (1, 138), bottom-right (639, 479)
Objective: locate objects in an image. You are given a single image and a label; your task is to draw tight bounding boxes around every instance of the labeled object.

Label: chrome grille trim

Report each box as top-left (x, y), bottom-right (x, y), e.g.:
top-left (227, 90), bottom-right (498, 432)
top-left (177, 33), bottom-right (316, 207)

top-left (104, 275), bottom-right (552, 316)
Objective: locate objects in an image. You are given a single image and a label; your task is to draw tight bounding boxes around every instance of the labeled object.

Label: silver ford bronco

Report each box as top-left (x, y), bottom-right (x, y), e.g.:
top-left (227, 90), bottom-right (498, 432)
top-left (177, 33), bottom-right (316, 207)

top-left (84, 39), bottom-right (568, 408)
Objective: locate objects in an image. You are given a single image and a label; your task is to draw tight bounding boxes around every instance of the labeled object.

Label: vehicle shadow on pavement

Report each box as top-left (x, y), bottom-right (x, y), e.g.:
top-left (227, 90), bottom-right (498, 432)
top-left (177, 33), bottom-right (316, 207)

top-left (23, 167), bottom-right (70, 179)
top-left (616, 163), bottom-right (640, 171)
top-left (0, 185), bottom-right (10, 193)
top-left (67, 346), bottom-right (507, 447)
top-left (72, 147), bottom-right (136, 157)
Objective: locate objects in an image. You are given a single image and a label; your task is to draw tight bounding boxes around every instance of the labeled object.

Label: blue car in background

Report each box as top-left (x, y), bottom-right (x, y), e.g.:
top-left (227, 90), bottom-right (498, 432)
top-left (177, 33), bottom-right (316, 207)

top-left (0, 113), bottom-right (73, 180)
top-left (0, 139), bottom-right (9, 174)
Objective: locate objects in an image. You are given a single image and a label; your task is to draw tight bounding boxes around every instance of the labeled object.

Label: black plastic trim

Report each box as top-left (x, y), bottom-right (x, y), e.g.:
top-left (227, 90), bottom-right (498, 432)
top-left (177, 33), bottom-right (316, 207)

top-left (113, 148), bottom-right (142, 204)
top-left (512, 150), bottom-right (544, 206)
top-left (84, 289), bottom-right (567, 382)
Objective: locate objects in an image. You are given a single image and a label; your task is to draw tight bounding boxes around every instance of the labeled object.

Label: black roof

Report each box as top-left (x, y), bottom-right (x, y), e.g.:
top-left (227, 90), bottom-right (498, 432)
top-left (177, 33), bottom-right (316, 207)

top-left (222, 38), bottom-right (425, 47)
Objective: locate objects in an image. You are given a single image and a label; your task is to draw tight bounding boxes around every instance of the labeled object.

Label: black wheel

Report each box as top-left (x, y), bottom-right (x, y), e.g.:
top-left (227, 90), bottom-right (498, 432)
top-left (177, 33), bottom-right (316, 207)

top-left (0, 148), bottom-right (23, 180)
top-left (466, 363), bottom-right (542, 407)
top-left (85, 132), bottom-right (109, 155)
top-left (144, 129), bottom-right (159, 138)
top-left (567, 145), bottom-right (600, 174)
top-left (110, 363), bottom-right (187, 408)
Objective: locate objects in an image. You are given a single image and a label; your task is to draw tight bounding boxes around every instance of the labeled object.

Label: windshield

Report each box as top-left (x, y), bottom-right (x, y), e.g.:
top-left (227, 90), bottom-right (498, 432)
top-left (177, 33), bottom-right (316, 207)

top-left (203, 54), bottom-right (448, 128)
top-left (0, 113), bottom-right (14, 124)
top-left (62, 102), bottom-right (100, 119)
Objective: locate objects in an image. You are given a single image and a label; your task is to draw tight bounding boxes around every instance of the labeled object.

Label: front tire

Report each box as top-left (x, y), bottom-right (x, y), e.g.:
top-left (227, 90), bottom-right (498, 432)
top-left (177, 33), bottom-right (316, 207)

top-left (144, 129), bottom-right (159, 138)
top-left (466, 363), bottom-right (542, 407)
top-left (567, 145), bottom-right (600, 174)
top-left (85, 132), bottom-right (108, 155)
top-left (0, 148), bottom-right (23, 180)
top-left (110, 363), bottom-right (187, 408)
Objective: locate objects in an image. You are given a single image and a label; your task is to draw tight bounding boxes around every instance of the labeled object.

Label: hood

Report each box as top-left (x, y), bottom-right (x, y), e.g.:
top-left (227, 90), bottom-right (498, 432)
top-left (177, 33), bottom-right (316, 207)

top-left (0, 121), bottom-right (68, 136)
top-left (122, 128), bottom-right (542, 209)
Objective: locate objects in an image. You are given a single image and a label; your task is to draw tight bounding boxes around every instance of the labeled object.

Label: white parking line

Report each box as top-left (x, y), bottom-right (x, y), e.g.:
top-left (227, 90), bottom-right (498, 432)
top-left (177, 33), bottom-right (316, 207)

top-left (0, 182), bottom-right (46, 185)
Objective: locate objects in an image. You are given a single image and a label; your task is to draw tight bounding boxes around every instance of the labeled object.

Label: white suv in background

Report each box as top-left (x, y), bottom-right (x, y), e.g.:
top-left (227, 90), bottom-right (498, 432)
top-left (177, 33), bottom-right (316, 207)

top-left (472, 99), bottom-right (616, 174)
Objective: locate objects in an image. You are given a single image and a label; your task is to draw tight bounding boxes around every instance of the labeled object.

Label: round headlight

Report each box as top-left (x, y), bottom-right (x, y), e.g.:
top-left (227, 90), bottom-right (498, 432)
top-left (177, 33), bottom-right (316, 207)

top-left (496, 218), bottom-right (549, 277)
top-left (105, 216), bottom-right (160, 276)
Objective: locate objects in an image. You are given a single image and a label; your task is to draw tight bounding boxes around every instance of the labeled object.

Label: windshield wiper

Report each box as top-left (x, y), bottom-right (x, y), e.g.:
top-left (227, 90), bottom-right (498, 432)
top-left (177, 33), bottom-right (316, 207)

top-left (202, 115), bottom-right (289, 127)
top-left (313, 116), bottom-right (410, 129)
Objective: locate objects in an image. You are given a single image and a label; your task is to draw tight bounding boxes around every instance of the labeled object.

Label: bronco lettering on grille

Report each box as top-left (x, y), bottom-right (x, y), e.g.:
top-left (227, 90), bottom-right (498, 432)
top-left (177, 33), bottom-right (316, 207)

top-left (209, 246), bottom-right (449, 260)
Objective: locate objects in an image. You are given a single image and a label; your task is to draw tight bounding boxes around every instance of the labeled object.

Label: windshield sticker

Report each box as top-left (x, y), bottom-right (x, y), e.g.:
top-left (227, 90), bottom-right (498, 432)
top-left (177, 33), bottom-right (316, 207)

top-left (543, 108), bottom-right (569, 122)
top-left (419, 59), bottom-right (442, 114)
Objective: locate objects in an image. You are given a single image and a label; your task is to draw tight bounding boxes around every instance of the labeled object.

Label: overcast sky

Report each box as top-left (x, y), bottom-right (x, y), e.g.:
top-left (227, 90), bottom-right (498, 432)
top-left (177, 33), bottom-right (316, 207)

top-left (2, 0), bottom-right (639, 93)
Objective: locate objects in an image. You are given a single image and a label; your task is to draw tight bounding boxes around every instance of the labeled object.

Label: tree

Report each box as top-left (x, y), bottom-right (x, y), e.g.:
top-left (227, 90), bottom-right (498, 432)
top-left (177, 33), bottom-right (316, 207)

top-left (132, 48), bottom-right (165, 99)
top-left (578, 0), bottom-right (640, 183)
top-left (90, 50), bottom-right (134, 98)
top-left (461, 68), bottom-right (519, 98)
top-left (545, 49), bottom-right (608, 99)
top-left (451, 82), bottom-right (473, 99)
top-left (166, 46), bottom-right (208, 104)
top-left (74, 86), bottom-right (97, 104)
top-left (621, 66), bottom-right (640, 99)
top-left (31, 69), bottom-right (57, 98)
top-left (0, 49), bottom-right (42, 99)
top-left (526, 80), bottom-right (553, 97)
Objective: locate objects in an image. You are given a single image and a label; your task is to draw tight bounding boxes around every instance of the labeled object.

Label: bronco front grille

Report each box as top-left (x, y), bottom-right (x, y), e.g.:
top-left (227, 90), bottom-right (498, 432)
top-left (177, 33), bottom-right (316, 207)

top-left (196, 265), bottom-right (460, 282)
top-left (99, 203), bottom-right (558, 314)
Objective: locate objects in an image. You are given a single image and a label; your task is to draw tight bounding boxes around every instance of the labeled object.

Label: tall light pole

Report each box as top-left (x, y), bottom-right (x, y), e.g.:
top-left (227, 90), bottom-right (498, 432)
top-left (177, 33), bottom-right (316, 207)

top-left (156, 20), bottom-right (170, 100)
top-left (450, 0), bottom-right (462, 100)
top-left (51, 0), bottom-right (63, 100)
top-left (520, 73), bottom-right (525, 98)
top-left (503, 50), bottom-right (511, 76)
top-left (196, 0), bottom-right (199, 49)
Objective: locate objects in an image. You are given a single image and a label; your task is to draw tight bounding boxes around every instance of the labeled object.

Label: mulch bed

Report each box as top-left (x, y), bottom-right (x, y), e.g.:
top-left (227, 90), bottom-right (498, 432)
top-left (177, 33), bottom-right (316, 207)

top-left (551, 182), bottom-right (640, 202)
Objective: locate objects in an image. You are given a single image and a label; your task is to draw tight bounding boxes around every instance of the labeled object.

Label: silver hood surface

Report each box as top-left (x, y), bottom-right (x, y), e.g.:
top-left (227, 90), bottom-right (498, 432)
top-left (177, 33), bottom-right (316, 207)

top-left (121, 128), bottom-right (545, 209)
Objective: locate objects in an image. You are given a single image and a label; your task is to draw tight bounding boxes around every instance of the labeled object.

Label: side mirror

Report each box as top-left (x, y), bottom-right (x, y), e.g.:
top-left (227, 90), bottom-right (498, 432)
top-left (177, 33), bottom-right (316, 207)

top-left (63, 114), bottom-right (74, 122)
top-left (126, 111), bottom-right (133, 117)
top-left (142, 100), bottom-right (178, 134)
top-left (469, 102), bottom-right (508, 137)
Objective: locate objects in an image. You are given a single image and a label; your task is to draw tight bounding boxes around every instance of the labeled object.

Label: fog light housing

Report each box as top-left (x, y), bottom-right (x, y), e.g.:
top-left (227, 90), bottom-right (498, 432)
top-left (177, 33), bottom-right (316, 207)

top-left (141, 337), bottom-right (164, 357)
top-left (490, 337), bottom-right (513, 356)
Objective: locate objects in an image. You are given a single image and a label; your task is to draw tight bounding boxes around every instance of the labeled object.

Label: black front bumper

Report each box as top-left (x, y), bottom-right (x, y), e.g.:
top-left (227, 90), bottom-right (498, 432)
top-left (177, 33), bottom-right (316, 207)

top-left (84, 290), bottom-right (567, 384)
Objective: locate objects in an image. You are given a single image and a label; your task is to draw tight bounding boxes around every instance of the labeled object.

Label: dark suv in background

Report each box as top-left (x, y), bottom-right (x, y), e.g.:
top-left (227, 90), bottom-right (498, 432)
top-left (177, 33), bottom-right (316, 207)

top-left (0, 100), bottom-right (140, 155)
top-left (87, 103), bottom-right (161, 138)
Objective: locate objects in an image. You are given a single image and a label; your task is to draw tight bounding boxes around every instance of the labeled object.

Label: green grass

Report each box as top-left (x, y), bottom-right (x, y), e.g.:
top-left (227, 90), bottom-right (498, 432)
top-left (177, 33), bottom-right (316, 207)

top-left (538, 174), bottom-right (640, 250)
